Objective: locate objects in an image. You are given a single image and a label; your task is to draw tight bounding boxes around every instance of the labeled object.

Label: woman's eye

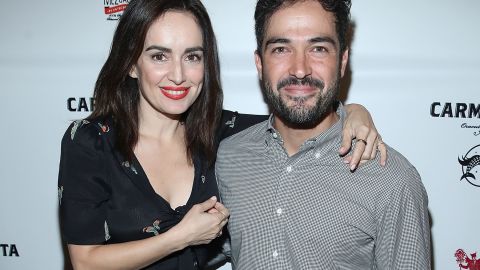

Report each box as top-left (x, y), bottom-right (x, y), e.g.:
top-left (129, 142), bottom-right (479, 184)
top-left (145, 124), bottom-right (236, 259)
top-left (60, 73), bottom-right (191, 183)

top-left (152, 54), bottom-right (167, 61)
top-left (185, 53), bottom-right (202, 62)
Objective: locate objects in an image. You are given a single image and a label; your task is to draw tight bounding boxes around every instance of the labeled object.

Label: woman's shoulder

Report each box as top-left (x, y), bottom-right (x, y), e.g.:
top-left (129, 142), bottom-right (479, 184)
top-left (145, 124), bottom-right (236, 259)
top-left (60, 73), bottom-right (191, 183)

top-left (218, 110), bottom-right (269, 141)
top-left (61, 117), bottom-right (112, 150)
top-left (221, 109), bottom-right (268, 122)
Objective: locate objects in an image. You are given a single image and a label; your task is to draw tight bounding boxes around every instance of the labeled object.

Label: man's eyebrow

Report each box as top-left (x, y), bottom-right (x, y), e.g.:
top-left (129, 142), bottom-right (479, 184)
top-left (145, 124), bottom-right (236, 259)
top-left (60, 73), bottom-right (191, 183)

top-left (145, 45), bottom-right (171, 53)
top-left (264, 37), bottom-right (290, 48)
top-left (264, 36), bottom-right (338, 51)
top-left (309, 36), bottom-right (337, 47)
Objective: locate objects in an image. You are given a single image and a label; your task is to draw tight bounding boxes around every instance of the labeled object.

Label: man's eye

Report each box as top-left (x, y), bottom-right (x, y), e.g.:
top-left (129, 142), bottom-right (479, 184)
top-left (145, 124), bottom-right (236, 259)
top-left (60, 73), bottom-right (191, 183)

top-left (313, 46), bottom-right (328, 53)
top-left (272, 47), bottom-right (287, 54)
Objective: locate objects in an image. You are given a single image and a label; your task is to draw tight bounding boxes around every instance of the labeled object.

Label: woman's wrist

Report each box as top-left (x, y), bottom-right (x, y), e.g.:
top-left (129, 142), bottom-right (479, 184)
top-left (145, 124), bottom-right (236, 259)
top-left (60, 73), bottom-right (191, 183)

top-left (164, 224), bottom-right (189, 252)
top-left (344, 103), bottom-right (365, 114)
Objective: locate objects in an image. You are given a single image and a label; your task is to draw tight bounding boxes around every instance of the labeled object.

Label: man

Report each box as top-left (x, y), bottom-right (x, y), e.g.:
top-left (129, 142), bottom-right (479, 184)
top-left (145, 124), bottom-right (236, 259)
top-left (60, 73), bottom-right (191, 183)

top-left (215, 0), bottom-right (431, 269)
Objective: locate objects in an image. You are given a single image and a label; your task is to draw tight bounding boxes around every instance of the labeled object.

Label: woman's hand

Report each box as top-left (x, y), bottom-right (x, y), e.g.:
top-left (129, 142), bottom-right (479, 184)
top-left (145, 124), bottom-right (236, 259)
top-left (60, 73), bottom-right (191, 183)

top-left (341, 103), bottom-right (387, 170)
top-left (67, 197), bottom-right (229, 270)
top-left (176, 196), bottom-right (229, 246)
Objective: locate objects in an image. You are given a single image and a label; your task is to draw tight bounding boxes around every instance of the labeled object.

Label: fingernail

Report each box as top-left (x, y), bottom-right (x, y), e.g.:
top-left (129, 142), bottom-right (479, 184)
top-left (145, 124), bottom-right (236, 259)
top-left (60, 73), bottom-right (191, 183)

top-left (210, 196), bottom-right (217, 200)
top-left (350, 164), bottom-right (357, 171)
top-left (343, 159), bottom-right (350, 164)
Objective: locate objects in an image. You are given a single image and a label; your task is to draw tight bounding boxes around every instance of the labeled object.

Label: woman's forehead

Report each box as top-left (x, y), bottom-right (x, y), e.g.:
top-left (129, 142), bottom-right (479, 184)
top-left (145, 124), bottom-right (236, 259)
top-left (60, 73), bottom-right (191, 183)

top-left (144, 11), bottom-right (203, 48)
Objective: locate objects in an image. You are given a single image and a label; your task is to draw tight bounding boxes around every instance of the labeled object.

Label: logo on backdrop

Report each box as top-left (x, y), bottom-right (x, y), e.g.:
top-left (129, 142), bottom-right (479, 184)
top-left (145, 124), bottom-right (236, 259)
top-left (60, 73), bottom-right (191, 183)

top-left (462, 123), bottom-right (480, 137)
top-left (431, 102), bottom-right (480, 119)
top-left (1, 244), bottom-right (19, 257)
top-left (104, 0), bottom-right (130, 21)
top-left (430, 102), bottom-right (480, 136)
top-left (67, 97), bottom-right (95, 112)
top-left (459, 144), bottom-right (480, 188)
top-left (455, 249), bottom-right (479, 270)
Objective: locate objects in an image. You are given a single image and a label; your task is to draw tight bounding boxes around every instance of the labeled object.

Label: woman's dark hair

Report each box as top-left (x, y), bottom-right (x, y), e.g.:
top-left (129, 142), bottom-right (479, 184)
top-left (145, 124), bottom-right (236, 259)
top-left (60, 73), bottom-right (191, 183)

top-left (254, 0), bottom-right (351, 54)
top-left (89, 0), bottom-right (223, 166)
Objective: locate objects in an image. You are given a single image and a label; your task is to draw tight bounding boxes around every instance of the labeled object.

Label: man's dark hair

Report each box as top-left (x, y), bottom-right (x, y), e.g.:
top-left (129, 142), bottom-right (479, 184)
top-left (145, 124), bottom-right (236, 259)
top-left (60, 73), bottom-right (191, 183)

top-left (254, 0), bottom-right (351, 55)
top-left (89, 0), bottom-right (223, 166)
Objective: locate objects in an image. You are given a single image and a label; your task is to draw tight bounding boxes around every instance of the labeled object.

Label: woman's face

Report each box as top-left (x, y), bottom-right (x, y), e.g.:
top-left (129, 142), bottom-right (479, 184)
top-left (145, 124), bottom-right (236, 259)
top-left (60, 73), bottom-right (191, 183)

top-left (130, 11), bottom-right (204, 118)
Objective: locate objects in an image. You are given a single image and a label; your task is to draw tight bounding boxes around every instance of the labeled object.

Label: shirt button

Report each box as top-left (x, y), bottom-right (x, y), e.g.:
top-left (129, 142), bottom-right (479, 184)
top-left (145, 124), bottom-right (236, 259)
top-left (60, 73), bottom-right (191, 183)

top-left (273, 250), bottom-right (279, 258)
top-left (272, 133), bottom-right (278, 139)
top-left (315, 152), bottom-right (321, 158)
top-left (276, 208), bottom-right (283, 215)
top-left (286, 166), bottom-right (292, 172)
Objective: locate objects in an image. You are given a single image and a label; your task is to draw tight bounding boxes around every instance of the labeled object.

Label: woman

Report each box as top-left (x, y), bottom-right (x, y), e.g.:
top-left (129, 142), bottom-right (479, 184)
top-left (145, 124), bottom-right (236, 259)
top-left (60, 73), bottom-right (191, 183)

top-left (58, 0), bottom-right (385, 269)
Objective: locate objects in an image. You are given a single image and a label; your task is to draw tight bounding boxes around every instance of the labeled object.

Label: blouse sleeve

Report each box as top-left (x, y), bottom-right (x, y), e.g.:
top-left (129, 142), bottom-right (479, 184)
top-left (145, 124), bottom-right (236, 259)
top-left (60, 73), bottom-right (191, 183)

top-left (58, 121), bottom-right (111, 245)
top-left (217, 110), bottom-right (269, 141)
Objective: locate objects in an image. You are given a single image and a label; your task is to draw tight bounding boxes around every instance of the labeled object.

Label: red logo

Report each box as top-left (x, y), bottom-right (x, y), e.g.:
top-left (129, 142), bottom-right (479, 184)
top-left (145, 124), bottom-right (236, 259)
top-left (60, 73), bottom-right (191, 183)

top-left (455, 249), bottom-right (480, 269)
top-left (104, 0), bottom-right (130, 20)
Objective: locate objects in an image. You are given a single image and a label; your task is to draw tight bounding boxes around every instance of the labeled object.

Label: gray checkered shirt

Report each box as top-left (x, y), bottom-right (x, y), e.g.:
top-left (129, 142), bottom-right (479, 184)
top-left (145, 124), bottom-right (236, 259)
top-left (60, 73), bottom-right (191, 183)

top-left (216, 106), bottom-right (431, 269)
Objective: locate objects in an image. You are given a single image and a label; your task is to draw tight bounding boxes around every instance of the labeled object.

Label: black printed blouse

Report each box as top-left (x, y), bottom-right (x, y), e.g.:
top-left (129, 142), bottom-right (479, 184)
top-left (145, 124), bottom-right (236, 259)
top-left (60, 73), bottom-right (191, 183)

top-left (58, 110), bottom-right (267, 270)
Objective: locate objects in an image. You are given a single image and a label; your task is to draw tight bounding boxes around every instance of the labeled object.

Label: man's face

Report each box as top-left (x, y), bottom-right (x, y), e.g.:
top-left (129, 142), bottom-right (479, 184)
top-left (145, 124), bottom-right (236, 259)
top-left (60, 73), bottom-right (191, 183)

top-left (255, 0), bottom-right (349, 127)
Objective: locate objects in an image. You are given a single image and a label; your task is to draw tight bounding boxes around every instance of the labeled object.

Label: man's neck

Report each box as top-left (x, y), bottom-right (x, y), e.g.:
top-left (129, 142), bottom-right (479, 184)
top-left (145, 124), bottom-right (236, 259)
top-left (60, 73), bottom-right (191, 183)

top-left (274, 110), bottom-right (339, 157)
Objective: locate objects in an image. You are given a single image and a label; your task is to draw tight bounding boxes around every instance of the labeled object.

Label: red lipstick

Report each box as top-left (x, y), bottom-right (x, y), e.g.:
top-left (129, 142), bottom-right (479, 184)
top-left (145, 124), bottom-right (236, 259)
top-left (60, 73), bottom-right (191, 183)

top-left (160, 86), bottom-right (190, 100)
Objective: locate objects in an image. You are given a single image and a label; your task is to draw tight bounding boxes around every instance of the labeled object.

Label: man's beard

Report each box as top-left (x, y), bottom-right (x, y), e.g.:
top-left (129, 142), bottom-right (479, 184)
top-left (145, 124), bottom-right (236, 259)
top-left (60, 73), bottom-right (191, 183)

top-left (261, 73), bottom-right (340, 129)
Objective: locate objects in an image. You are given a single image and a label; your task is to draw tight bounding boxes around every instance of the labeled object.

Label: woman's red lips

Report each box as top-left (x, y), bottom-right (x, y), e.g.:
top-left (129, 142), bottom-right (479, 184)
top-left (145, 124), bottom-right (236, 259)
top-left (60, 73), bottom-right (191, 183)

top-left (160, 86), bottom-right (190, 100)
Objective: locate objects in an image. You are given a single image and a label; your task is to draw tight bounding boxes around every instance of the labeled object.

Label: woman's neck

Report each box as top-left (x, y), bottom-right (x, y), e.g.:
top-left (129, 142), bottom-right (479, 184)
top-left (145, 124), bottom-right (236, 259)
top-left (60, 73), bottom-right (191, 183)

top-left (137, 104), bottom-right (185, 143)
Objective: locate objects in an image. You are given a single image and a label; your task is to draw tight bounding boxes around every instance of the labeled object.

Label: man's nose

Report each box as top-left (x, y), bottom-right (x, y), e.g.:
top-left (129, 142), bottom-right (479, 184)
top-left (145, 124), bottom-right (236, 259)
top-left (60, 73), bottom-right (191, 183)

top-left (289, 52), bottom-right (312, 79)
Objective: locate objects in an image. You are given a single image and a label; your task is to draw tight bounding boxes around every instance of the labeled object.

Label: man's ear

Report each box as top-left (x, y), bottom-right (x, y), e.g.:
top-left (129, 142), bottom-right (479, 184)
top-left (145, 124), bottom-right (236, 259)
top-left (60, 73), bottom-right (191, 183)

top-left (254, 50), bottom-right (263, 80)
top-left (129, 65), bottom-right (138, 79)
top-left (340, 48), bottom-right (349, 78)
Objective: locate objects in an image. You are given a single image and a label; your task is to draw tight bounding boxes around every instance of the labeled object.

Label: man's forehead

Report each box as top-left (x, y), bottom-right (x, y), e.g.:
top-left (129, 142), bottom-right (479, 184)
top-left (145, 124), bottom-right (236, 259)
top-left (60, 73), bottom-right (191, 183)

top-left (264, 2), bottom-right (337, 43)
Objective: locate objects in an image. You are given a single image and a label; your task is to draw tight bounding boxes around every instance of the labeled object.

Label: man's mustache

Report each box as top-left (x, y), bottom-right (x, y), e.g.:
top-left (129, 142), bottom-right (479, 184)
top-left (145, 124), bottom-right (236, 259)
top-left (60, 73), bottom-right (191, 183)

top-left (277, 77), bottom-right (325, 91)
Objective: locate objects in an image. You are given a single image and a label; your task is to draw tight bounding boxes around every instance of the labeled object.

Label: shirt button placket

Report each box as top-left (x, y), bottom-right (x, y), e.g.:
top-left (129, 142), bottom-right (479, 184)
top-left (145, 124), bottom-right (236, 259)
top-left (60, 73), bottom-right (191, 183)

top-left (273, 161), bottom-right (290, 266)
top-left (276, 165), bottom-right (290, 219)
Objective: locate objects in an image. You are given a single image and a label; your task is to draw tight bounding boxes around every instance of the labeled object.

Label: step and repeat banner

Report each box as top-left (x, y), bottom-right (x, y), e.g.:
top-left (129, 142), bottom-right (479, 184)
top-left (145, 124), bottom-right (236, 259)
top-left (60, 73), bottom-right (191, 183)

top-left (0, 1), bottom-right (478, 269)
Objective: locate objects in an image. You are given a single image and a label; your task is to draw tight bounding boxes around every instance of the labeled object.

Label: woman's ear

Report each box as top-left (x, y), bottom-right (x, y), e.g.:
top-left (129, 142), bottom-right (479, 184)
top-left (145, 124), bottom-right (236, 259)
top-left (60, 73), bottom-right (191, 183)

top-left (129, 65), bottom-right (138, 79)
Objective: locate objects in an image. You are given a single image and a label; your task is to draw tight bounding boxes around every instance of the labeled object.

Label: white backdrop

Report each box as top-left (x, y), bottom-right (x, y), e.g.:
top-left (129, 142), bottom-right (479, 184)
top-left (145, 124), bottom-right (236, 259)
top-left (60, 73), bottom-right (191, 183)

top-left (0, 1), bottom-right (479, 269)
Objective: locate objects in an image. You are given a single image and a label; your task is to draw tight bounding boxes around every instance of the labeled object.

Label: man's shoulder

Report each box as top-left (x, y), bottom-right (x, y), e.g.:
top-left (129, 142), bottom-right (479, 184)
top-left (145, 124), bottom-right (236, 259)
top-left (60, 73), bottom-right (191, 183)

top-left (381, 145), bottom-right (420, 180)
top-left (342, 144), bottom-right (427, 220)
top-left (360, 144), bottom-right (424, 196)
